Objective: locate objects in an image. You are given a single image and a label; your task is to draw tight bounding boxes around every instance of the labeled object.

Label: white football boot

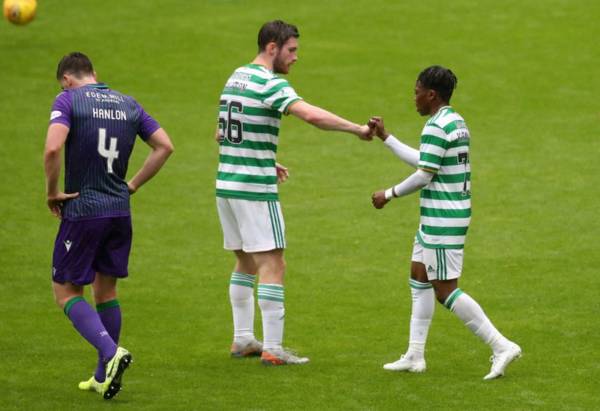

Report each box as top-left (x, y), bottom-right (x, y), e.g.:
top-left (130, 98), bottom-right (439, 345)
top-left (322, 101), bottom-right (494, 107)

top-left (483, 342), bottom-right (522, 380)
top-left (383, 354), bottom-right (426, 373)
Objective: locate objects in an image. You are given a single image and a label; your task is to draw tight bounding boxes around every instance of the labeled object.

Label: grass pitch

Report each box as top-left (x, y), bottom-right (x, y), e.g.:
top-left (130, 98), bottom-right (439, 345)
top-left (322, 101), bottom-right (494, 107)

top-left (1, 0), bottom-right (599, 409)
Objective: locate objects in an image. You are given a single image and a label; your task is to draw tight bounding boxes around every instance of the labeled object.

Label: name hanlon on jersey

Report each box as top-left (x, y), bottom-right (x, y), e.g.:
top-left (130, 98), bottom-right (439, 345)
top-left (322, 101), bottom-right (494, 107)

top-left (93, 107), bottom-right (127, 121)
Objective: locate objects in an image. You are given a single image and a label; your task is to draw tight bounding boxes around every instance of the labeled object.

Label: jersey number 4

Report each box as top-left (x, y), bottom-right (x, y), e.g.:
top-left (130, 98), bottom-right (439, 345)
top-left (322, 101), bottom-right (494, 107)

top-left (218, 100), bottom-right (243, 144)
top-left (98, 128), bottom-right (119, 174)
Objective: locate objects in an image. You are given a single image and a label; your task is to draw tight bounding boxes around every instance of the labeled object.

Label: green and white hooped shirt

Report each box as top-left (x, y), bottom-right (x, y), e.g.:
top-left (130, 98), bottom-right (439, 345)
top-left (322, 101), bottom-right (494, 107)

top-left (216, 64), bottom-right (302, 202)
top-left (417, 106), bottom-right (471, 249)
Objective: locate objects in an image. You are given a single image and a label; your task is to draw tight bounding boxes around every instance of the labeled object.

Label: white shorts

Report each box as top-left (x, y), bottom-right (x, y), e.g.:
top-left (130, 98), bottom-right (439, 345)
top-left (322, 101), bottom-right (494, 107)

top-left (216, 197), bottom-right (286, 253)
top-left (411, 239), bottom-right (464, 281)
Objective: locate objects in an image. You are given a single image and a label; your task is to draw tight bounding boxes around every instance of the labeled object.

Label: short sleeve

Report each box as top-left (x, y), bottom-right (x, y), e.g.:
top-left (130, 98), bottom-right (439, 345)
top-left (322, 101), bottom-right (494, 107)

top-left (418, 124), bottom-right (449, 173)
top-left (262, 78), bottom-right (302, 114)
top-left (135, 102), bottom-right (161, 141)
top-left (49, 91), bottom-right (72, 128)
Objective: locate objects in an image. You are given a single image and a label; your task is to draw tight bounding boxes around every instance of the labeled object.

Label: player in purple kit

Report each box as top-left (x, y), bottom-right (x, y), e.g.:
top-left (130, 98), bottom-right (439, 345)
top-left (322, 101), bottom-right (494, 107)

top-left (44, 52), bottom-right (174, 399)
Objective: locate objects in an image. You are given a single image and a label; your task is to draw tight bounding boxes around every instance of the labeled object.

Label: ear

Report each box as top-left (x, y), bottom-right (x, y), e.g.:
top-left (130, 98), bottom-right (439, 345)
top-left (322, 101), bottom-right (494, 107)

top-left (265, 41), bottom-right (278, 56)
top-left (92, 71), bottom-right (98, 82)
top-left (427, 89), bottom-right (437, 101)
top-left (62, 74), bottom-right (71, 88)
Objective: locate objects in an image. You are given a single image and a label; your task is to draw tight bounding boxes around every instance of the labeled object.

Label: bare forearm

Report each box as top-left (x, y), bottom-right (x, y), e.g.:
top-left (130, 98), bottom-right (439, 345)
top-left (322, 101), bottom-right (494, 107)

top-left (128, 147), bottom-right (172, 191)
top-left (305, 106), bottom-right (361, 134)
top-left (44, 151), bottom-right (61, 195)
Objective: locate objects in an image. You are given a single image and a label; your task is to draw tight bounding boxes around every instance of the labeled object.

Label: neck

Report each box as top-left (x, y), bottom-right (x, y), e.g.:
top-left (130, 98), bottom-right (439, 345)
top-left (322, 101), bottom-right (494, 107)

top-left (252, 53), bottom-right (273, 71)
top-left (429, 101), bottom-right (449, 116)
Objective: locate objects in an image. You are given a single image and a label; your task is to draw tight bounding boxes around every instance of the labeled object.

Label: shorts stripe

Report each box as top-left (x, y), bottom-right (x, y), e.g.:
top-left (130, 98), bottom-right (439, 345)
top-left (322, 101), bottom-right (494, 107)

top-left (436, 249), bottom-right (448, 280)
top-left (268, 201), bottom-right (285, 249)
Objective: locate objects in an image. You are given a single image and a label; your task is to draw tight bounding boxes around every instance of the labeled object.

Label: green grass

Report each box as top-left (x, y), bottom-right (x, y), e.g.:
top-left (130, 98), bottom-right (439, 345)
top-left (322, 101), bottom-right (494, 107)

top-left (1, 0), bottom-right (599, 409)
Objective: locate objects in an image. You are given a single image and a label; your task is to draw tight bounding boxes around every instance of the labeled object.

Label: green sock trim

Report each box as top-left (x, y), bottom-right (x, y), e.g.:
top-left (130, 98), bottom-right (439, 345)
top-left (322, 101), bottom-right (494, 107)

top-left (230, 272), bottom-right (256, 288)
top-left (409, 279), bottom-right (433, 289)
top-left (96, 299), bottom-right (120, 312)
top-left (63, 296), bottom-right (85, 316)
top-left (257, 284), bottom-right (284, 302)
top-left (444, 288), bottom-right (463, 310)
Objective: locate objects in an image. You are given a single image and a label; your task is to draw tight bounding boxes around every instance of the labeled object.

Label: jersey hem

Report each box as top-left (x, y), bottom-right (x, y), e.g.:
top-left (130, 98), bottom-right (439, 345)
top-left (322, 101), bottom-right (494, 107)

top-left (62, 211), bottom-right (131, 222)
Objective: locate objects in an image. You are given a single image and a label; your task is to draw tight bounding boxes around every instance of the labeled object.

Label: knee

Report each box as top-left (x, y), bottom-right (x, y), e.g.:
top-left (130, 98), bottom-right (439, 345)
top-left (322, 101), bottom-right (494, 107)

top-left (433, 287), bottom-right (452, 305)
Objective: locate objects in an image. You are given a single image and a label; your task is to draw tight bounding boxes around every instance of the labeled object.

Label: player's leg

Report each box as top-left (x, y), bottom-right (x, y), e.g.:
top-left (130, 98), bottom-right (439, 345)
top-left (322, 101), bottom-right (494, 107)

top-left (85, 274), bottom-right (121, 385)
top-left (252, 249), bottom-right (307, 365)
top-left (427, 248), bottom-right (521, 380)
top-left (384, 241), bottom-right (434, 372)
top-left (217, 197), bottom-right (262, 356)
top-left (52, 219), bottom-right (119, 380)
top-left (229, 250), bottom-right (262, 357)
top-left (52, 281), bottom-right (118, 376)
top-left (87, 216), bottom-right (133, 398)
top-left (231, 199), bottom-right (307, 365)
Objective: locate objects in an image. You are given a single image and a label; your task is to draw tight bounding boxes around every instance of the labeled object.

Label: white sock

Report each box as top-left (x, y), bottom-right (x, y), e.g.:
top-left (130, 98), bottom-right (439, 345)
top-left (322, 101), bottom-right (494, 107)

top-left (257, 284), bottom-right (284, 351)
top-left (229, 272), bottom-right (256, 342)
top-left (445, 289), bottom-right (510, 354)
top-left (406, 279), bottom-right (435, 359)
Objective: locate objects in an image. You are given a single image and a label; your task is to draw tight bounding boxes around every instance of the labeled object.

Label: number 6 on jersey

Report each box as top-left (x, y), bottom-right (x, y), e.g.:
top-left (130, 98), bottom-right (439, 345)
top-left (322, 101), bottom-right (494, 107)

top-left (98, 128), bottom-right (119, 174)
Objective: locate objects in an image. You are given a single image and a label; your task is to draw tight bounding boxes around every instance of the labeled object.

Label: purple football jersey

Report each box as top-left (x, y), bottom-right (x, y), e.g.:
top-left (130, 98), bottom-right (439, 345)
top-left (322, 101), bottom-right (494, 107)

top-left (49, 83), bottom-right (160, 219)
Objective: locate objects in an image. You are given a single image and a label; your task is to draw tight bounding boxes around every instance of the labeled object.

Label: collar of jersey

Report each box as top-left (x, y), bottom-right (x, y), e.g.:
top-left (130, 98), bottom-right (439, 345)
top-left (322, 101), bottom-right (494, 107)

top-left (87, 83), bottom-right (109, 89)
top-left (245, 63), bottom-right (271, 73)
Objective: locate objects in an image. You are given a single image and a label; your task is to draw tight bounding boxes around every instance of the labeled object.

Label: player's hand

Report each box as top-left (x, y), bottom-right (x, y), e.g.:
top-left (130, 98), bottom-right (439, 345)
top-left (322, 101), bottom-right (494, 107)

top-left (356, 124), bottom-right (374, 141)
top-left (371, 190), bottom-right (389, 209)
top-left (127, 181), bottom-right (138, 195)
top-left (276, 163), bottom-right (289, 184)
top-left (368, 117), bottom-right (389, 141)
top-left (47, 192), bottom-right (79, 218)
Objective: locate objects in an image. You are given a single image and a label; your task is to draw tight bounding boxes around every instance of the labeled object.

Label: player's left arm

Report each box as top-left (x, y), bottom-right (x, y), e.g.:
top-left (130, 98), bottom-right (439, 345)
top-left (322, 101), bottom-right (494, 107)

top-left (371, 169), bottom-right (434, 209)
top-left (44, 123), bottom-right (79, 217)
top-left (287, 100), bottom-right (373, 140)
top-left (127, 128), bottom-right (174, 194)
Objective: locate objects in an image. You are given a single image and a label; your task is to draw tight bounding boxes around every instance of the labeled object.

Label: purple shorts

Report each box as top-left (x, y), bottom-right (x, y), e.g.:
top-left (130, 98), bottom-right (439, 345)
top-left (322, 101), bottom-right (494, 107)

top-left (52, 216), bottom-right (132, 286)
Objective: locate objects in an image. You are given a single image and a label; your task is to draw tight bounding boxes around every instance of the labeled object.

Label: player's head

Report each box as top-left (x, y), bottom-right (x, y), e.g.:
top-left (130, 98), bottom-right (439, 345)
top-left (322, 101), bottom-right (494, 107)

top-left (257, 20), bottom-right (300, 74)
top-left (56, 52), bottom-right (97, 90)
top-left (414, 65), bottom-right (458, 116)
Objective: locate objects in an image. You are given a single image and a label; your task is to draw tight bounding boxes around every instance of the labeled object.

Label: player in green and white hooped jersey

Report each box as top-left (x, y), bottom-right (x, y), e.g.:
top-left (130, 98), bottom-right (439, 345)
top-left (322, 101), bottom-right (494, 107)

top-left (370, 66), bottom-right (521, 380)
top-left (217, 20), bottom-right (374, 366)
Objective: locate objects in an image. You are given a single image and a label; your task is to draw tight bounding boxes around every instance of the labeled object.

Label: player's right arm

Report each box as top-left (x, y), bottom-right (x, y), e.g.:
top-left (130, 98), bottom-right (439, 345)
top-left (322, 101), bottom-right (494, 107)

top-left (287, 100), bottom-right (373, 140)
top-left (44, 123), bottom-right (79, 217)
top-left (369, 116), bottom-right (419, 168)
top-left (127, 128), bottom-right (174, 194)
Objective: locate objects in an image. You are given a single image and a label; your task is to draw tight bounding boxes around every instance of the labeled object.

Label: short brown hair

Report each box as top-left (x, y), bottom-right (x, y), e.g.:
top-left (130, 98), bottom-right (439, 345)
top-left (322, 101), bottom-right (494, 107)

top-left (56, 52), bottom-right (94, 80)
top-left (257, 20), bottom-right (299, 52)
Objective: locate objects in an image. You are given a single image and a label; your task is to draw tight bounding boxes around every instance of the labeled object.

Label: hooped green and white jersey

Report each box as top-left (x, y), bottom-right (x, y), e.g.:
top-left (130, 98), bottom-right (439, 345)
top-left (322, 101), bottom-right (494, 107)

top-left (417, 106), bottom-right (471, 249)
top-left (216, 64), bottom-right (302, 201)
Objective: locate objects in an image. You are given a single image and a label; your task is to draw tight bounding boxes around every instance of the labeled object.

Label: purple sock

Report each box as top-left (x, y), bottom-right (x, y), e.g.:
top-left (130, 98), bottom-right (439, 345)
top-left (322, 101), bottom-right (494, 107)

top-left (64, 297), bottom-right (117, 369)
top-left (94, 300), bottom-right (122, 382)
